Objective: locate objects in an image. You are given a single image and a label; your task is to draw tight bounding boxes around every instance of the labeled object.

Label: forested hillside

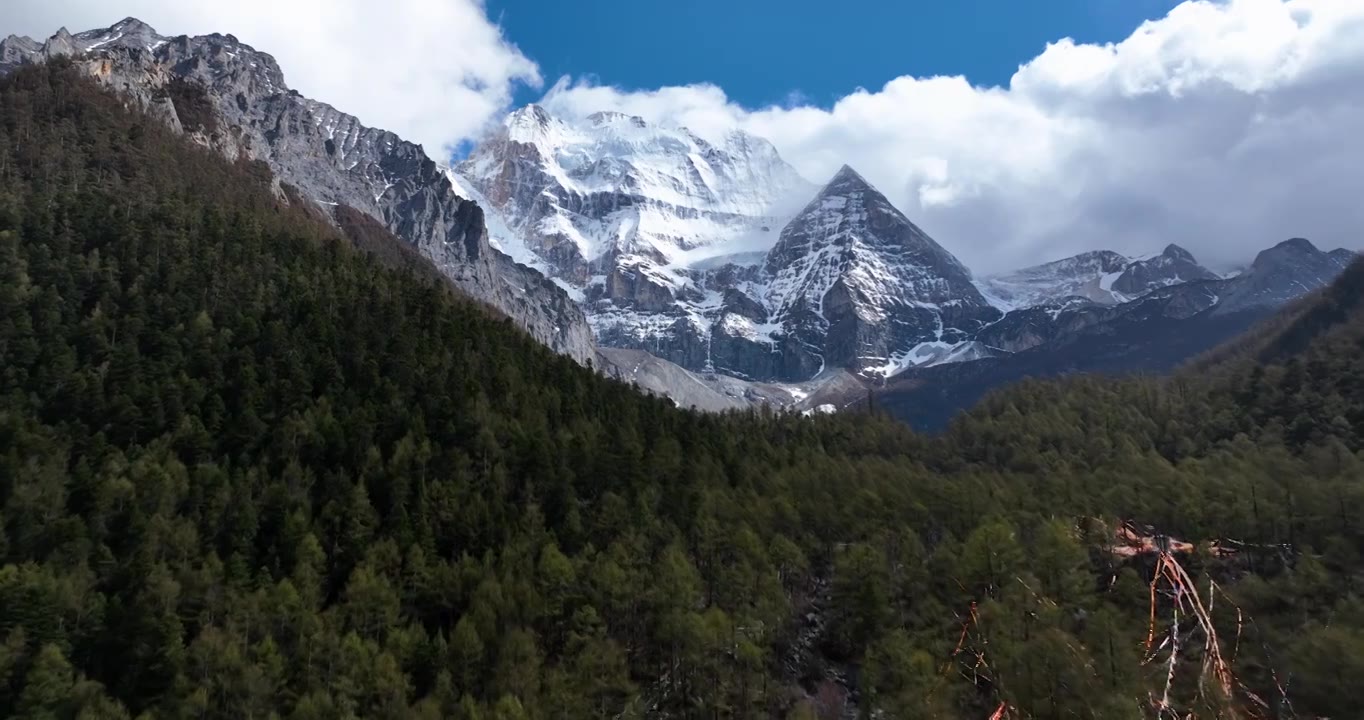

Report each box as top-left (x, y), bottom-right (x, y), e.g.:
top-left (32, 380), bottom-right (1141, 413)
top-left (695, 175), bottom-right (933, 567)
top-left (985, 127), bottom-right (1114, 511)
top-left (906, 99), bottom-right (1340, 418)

top-left (2, 63), bottom-right (1363, 719)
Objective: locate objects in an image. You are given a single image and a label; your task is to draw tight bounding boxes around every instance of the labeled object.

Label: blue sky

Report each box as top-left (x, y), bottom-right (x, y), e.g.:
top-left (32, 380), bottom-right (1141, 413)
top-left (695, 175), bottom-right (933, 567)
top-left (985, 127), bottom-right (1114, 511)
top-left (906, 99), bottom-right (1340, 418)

top-left (489, 0), bottom-right (1184, 109)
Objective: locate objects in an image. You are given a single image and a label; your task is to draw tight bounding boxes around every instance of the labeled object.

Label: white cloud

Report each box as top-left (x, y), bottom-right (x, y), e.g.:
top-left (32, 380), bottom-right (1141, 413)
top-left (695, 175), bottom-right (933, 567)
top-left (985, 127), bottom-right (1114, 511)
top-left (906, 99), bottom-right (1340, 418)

top-left (542, 0), bottom-right (1364, 274)
top-left (1, 0), bottom-right (540, 157)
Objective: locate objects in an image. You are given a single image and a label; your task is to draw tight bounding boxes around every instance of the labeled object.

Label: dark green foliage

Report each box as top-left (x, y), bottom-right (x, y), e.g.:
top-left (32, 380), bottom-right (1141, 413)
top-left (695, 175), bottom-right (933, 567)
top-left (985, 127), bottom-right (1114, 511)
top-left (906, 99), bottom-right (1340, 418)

top-left (2, 63), bottom-right (1364, 719)
top-left (163, 77), bottom-right (218, 134)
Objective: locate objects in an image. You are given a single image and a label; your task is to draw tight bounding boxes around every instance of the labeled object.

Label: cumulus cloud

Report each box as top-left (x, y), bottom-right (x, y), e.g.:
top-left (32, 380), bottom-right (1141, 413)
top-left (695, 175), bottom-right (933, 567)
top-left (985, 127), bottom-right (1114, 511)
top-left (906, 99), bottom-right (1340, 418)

top-left (542, 0), bottom-right (1364, 274)
top-left (1, 0), bottom-right (540, 157)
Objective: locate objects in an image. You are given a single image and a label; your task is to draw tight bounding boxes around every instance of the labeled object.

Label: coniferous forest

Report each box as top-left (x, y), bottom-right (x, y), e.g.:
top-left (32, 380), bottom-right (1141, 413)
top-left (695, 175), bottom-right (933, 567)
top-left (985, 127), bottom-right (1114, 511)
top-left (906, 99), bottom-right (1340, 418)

top-left (3, 62), bottom-right (1364, 719)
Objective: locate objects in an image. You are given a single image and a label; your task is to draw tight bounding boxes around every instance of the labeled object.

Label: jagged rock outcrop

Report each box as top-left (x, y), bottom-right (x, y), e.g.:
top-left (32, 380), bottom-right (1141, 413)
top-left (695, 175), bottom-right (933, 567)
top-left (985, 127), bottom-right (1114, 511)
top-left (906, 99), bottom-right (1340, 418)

top-left (0, 34), bottom-right (39, 70)
top-left (978, 250), bottom-right (1130, 307)
top-left (979, 245), bottom-right (1219, 309)
top-left (1216, 238), bottom-right (1356, 313)
top-left (2, 18), bottom-right (594, 362)
top-left (1111, 244), bottom-right (1219, 296)
top-left (763, 165), bottom-right (1001, 379)
top-left (969, 240), bottom-right (1352, 361)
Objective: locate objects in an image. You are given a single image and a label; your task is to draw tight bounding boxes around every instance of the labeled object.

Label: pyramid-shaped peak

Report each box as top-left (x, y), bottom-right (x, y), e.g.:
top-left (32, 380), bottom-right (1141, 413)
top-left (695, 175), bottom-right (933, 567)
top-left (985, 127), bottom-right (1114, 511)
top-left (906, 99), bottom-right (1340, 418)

top-left (103, 18), bottom-right (163, 42)
top-left (41, 28), bottom-right (78, 59)
top-left (1274, 237), bottom-right (1318, 253)
top-left (769, 160), bottom-right (974, 282)
top-left (503, 104), bottom-right (560, 145)
top-left (1247, 238), bottom-right (1324, 272)
top-left (827, 164), bottom-right (870, 187)
top-left (508, 103), bottom-right (552, 126)
top-left (112, 17), bottom-right (158, 33)
top-left (1161, 243), bottom-right (1196, 261)
top-left (812, 165), bottom-right (882, 205)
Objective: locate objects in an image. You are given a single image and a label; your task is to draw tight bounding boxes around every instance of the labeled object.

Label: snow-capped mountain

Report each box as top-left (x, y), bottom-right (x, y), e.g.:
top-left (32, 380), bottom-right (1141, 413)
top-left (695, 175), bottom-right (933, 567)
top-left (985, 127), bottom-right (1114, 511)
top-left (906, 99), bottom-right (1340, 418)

top-left (454, 104), bottom-right (830, 380)
top-left (979, 244), bottom-right (1219, 310)
top-left (878, 238), bottom-right (1358, 431)
top-left (978, 250), bottom-right (1131, 308)
top-left (454, 105), bottom-right (1359, 389)
top-left (972, 239), bottom-right (1355, 357)
top-left (460, 134), bottom-right (1005, 382)
top-left (759, 165), bottom-right (999, 379)
top-left (1113, 244), bottom-right (1220, 296)
top-left (456, 104), bottom-right (811, 290)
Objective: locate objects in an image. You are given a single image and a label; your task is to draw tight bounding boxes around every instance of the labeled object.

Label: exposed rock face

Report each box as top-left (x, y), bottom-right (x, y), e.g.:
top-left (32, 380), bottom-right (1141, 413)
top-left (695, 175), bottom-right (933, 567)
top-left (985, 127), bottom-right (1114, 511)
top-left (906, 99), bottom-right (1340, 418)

top-left (1111, 244), bottom-right (1219, 296)
top-left (0, 34), bottom-right (40, 70)
top-left (1216, 238), bottom-right (1356, 313)
top-left (974, 298), bottom-right (1106, 354)
top-left (3, 18), bottom-right (594, 362)
top-left (456, 109), bottom-right (1358, 389)
top-left (979, 250), bottom-right (1130, 307)
top-left (978, 245), bottom-right (1219, 309)
top-left (971, 241), bottom-right (1352, 359)
top-left (594, 347), bottom-right (844, 413)
top-left (763, 165), bottom-right (1000, 379)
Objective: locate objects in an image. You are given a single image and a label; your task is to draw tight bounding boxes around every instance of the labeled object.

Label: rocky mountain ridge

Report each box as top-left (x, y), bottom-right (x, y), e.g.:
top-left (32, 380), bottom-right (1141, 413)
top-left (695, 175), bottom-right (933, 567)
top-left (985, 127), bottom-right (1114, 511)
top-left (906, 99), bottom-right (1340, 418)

top-left (969, 238), bottom-right (1354, 356)
top-left (1, 18), bottom-right (595, 362)
top-left (977, 244), bottom-right (1221, 309)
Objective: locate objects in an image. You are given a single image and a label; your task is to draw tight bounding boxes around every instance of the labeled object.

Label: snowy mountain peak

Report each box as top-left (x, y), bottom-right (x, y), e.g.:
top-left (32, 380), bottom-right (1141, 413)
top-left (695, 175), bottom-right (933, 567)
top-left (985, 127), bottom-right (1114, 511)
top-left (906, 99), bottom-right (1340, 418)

top-left (1112, 243), bottom-right (1217, 296)
top-left (761, 165), bottom-right (997, 379)
top-left (982, 243), bottom-right (1219, 310)
top-left (1161, 243), bottom-right (1198, 264)
top-left (978, 250), bottom-right (1131, 309)
top-left (458, 103), bottom-right (812, 277)
top-left (587, 110), bottom-right (647, 128)
top-left (63, 17), bottom-right (170, 56)
top-left (508, 103), bottom-right (550, 124)
top-left (1215, 238), bottom-right (1355, 313)
top-left (109, 17), bottom-right (158, 36)
top-left (502, 103), bottom-right (561, 145)
top-left (769, 165), bottom-right (972, 281)
top-left (827, 163), bottom-right (869, 187)
top-left (808, 165), bottom-right (881, 206)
